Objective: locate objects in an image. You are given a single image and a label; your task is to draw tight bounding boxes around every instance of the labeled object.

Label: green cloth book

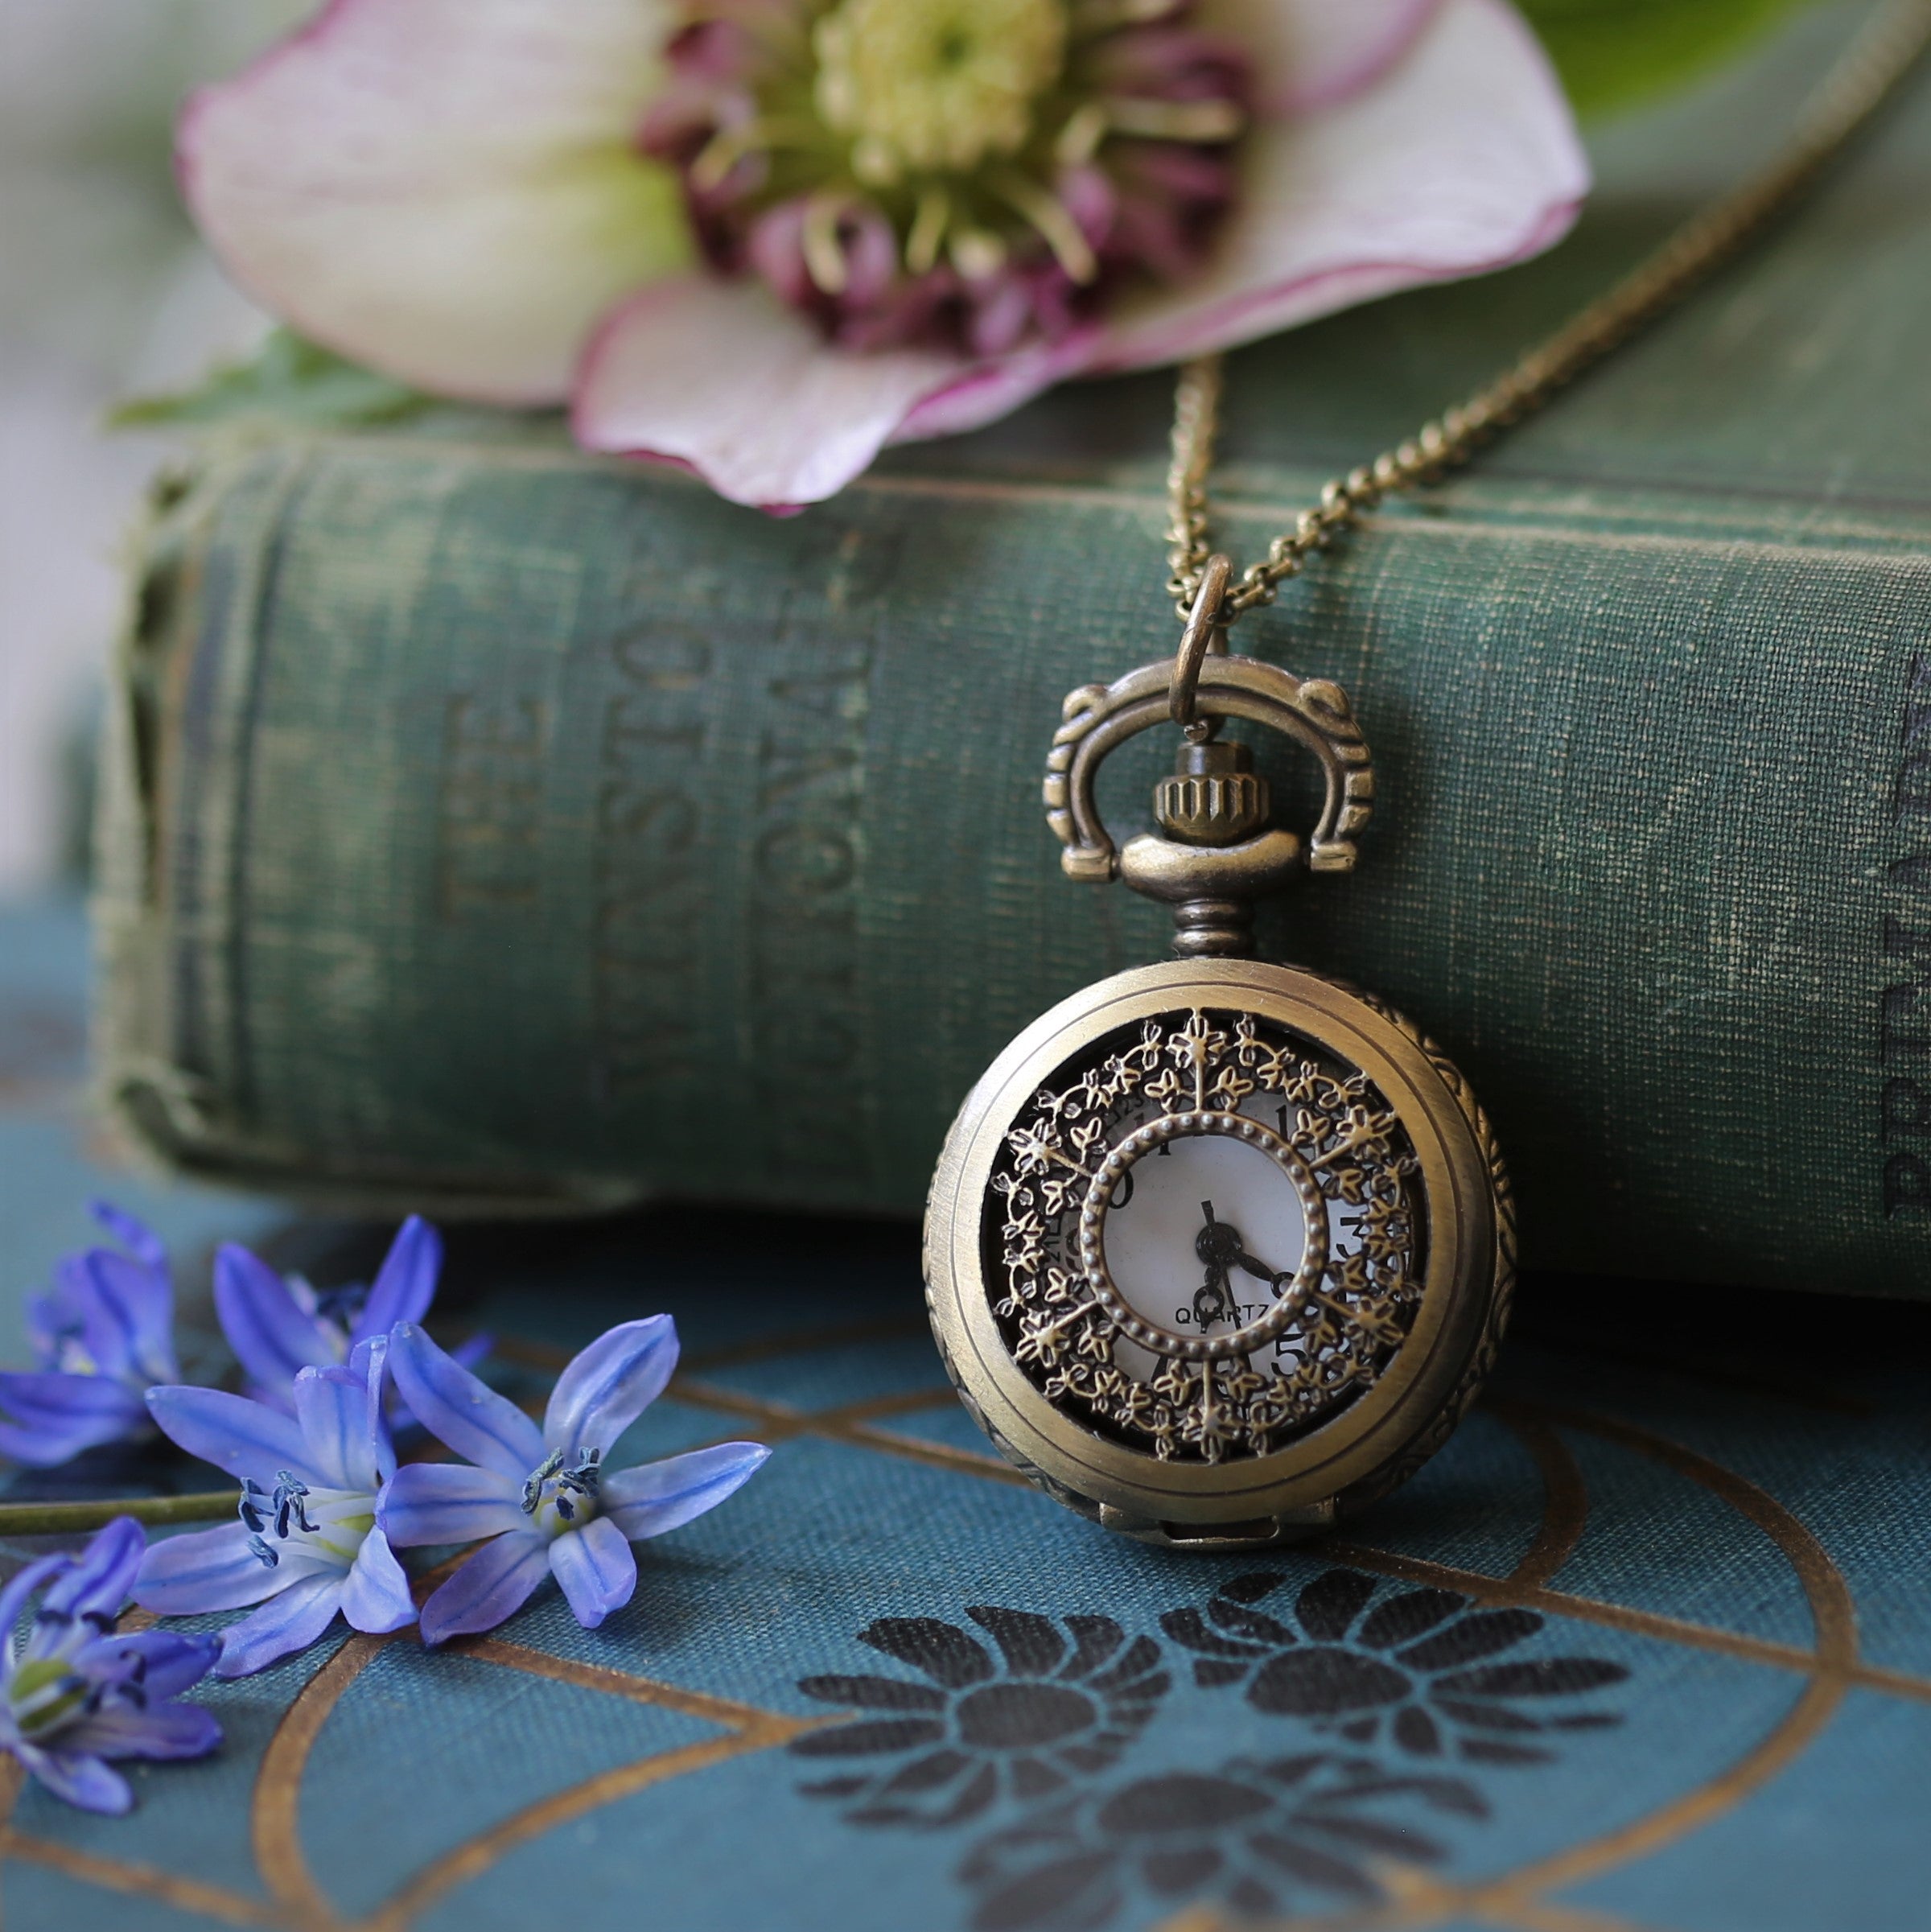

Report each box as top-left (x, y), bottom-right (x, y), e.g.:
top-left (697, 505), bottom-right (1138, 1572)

top-left (94, 15), bottom-right (1931, 1296)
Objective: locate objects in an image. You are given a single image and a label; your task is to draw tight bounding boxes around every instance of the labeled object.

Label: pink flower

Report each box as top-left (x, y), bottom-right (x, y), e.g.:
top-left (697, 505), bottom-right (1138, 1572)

top-left (181, 0), bottom-right (1586, 509)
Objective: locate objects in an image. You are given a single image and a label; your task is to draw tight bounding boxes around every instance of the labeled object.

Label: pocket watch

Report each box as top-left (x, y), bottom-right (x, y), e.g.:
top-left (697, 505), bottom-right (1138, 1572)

top-left (924, 560), bottom-right (1513, 1550)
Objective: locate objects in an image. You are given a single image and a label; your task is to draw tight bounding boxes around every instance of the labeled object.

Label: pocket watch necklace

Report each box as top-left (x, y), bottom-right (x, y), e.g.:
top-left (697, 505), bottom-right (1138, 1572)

top-left (925, 0), bottom-right (1931, 1550)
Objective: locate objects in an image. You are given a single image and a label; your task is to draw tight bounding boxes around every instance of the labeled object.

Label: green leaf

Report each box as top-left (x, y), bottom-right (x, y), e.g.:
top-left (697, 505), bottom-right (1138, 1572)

top-left (1517, 0), bottom-right (1827, 115)
top-left (113, 328), bottom-right (430, 431)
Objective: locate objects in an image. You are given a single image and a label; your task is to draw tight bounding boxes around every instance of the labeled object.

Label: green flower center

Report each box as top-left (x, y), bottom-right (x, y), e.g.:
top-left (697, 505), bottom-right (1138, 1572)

top-left (655, 0), bottom-right (1249, 348)
top-left (813, 0), bottom-right (1067, 183)
top-left (10, 1658), bottom-right (89, 1741)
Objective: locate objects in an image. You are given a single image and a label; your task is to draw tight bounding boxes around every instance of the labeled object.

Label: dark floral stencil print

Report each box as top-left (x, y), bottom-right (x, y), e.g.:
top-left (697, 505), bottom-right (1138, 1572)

top-left (1162, 1568), bottom-right (1628, 1765)
top-left (959, 1752), bottom-right (1485, 1932)
top-left (792, 1608), bottom-right (1169, 1827)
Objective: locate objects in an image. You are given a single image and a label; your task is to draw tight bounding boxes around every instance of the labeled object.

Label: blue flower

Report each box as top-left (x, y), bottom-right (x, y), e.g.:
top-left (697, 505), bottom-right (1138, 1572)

top-left (0, 1203), bottom-right (181, 1466)
top-left (213, 1215), bottom-right (465, 1415)
top-left (0, 1516), bottom-right (221, 1813)
top-left (381, 1319), bottom-right (768, 1643)
top-left (134, 1337), bottom-right (416, 1677)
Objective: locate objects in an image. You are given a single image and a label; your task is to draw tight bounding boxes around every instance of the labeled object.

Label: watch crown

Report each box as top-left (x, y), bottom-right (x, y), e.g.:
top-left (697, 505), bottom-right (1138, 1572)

top-left (1155, 739), bottom-right (1270, 847)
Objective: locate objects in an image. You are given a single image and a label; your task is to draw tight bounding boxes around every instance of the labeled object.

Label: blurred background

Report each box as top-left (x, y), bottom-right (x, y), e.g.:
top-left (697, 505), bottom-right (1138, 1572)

top-left (0, 0), bottom-right (305, 896)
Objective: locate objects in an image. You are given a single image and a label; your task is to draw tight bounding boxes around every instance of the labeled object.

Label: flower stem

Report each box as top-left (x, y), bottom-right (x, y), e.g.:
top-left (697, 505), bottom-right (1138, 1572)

top-left (0, 1492), bottom-right (241, 1536)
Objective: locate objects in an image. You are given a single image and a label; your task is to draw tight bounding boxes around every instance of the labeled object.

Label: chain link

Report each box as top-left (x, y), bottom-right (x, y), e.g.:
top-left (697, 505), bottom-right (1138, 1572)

top-left (1167, 0), bottom-right (1931, 628)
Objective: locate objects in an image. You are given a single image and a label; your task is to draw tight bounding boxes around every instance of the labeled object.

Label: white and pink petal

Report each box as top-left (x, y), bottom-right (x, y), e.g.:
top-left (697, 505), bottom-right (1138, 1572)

top-left (574, 276), bottom-right (970, 508)
top-left (181, 0), bottom-right (693, 404)
top-left (1208, 0), bottom-right (1445, 116)
top-left (1085, 0), bottom-right (1589, 372)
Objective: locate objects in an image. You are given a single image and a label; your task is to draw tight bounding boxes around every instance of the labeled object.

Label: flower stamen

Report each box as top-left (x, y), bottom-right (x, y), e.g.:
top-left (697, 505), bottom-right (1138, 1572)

top-left (272, 1472), bottom-right (318, 1538)
top-left (236, 1472), bottom-right (323, 1567)
top-left (648, 0), bottom-right (1250, 356)
top-left (803, 193), bottom-right (853, 295)
top-left (990, 170), bottom-right (1097, 284)
top-left (1101, 97), bottom-right (1241, 142)
top-left (521, 1448), bottom-right (603, 1526)
top-left (905, 186), bottom-right (951, 275)
top-left (311, 1282), bottom-right (371, 1329)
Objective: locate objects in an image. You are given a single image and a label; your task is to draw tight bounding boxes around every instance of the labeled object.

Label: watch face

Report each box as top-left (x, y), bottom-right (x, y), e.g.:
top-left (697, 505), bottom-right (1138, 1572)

top-left (983, 1005), bottom-right (1422, 1464)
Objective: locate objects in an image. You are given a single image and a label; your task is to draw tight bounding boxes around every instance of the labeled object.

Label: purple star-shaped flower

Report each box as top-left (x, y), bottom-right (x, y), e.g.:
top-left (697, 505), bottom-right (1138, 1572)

top-left (1, 1516), bottom-right (221, 1814)
top-left (0, 1203), bottom-right (181, 1466)
top-left (134, 1337), bottom-right (416, 1677)
top-left (213, 1215), bottom-right (459, 1414)
top-left (381, 1319), bottom-right (768, 1642)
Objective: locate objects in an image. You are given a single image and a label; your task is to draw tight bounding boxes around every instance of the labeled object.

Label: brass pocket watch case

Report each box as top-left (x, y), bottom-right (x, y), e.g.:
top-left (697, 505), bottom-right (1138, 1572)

top-left (924, 645), bottom-right (1513, 1550)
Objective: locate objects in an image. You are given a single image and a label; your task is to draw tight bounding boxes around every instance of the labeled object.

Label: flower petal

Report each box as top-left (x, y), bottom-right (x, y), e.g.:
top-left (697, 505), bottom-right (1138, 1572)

top-left (145, 1385), bottom-right (315, 1484)
top-left (292, 1340), bottom-right (390, 1494)
top-left (547, 1518), bottom-right (637, 1630)
top-left (602, 1442), bottom-right (770, 1542)
top-left (542, 1316), bottom-right (678, 1456)
top-left (68, 1699), bottom-right (224, 1764)
top-left (37, 1515), bottom-right (143, 1627)
top-left (180, 0), bottom-right (691, 403)
top-left (214, 1574), bottom-right (346, 1679)
top-left (79, 1250), bottom-right (178, 1385)
top-left (74, 1629), bottom-right (221, 1702)
top-left (136, 1524), bottom-right (293, 1616)
top-left (574, 274), bottom-right (969, 509)
top-left (338, 1529), bottom-right (418, 1635)
top-left (888, 328), bottom-right (1105, 446)
top-left (379, 1461), bottom-right (525, 1548)
top-left (451, 1333), bottom-right (495, 1373)
top-left (351, 1335), bottom-right (397, 1485)
top-left (1085, 0), bottom-right (1588, 373)
top-left (388, 1324), bottom-right (544, 1481)
top-left (214, 1243), bottom-right (329, 1400)
top-left (14, 1745), bottom-right (131, 1815)
top-left (419, 1532), bottom-right (551, 1645)
top-left (1210, 0), bottom-right (1443, 114)
top-left (24, 1278), bottom-right (77, 1370)
top-left (89, 1200), bottom-right (168, 1268)
top-left (0, 1555), bottom-right (69, 1652)
top-left (0, 1373), bottom-right (150, 1465)
top-left (358, 1216), bottom-right (443, 1338)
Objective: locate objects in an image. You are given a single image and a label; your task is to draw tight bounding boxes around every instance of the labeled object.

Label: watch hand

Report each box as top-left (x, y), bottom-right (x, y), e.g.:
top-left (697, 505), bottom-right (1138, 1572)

top-left (1195, 1201), bottom-right (1242, 1271)
top-left (1193, 1275), bottom-right (1233, 1329)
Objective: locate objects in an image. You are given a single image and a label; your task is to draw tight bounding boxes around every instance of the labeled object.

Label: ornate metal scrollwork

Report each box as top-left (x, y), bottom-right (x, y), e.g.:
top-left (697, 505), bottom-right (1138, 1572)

top-left (1043, 655), bottom-right (1375, 883)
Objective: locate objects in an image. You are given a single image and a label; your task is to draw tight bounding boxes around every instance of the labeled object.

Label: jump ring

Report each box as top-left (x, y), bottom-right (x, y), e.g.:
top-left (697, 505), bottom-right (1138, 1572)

top-left (1170, 553), bottom-right (1232, 730)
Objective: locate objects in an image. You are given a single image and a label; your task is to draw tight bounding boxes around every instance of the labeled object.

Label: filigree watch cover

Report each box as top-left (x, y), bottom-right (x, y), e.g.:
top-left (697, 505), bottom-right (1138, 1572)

top-left (989, 1006), bottom-right (1418, 1464)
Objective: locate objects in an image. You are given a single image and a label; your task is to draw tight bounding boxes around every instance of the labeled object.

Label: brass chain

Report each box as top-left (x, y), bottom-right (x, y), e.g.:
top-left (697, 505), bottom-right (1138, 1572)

top-left (1166, 0), bottom-right (1931, 628)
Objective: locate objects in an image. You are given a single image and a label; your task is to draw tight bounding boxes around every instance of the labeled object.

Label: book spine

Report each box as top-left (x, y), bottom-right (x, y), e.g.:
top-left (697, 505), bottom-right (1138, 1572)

top-left (96, 435), bottom-right (1931, 1294)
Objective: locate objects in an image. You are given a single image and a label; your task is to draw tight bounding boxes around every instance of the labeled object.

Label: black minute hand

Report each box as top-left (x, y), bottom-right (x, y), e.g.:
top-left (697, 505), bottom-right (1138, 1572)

top-left (1233, 1246), bottom-right (1294, 1294)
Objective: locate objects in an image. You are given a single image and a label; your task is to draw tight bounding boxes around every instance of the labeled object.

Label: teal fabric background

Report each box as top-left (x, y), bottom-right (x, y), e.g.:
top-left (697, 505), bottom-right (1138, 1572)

top-left (5, 894), bottom-right (1930, 1931)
